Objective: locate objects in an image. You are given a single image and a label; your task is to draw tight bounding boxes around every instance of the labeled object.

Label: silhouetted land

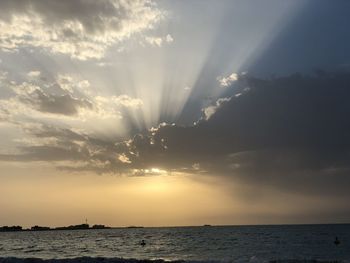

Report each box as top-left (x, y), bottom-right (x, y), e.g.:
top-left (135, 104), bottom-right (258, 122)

top-left (31, 226), bottom-right (51, 231)
top-left (0, 226), bottom-right (22, 232)
top-left (0, 224), bottom-right (111, 232)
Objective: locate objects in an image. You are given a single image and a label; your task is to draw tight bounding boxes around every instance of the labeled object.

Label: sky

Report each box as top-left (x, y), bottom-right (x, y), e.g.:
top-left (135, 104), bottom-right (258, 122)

top-left (0, 0), bottom-right (350, 228)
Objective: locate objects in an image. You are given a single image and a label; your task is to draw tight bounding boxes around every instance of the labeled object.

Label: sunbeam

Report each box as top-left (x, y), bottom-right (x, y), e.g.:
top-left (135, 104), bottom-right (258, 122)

top-left (2, 0), bottom-right (349, 236)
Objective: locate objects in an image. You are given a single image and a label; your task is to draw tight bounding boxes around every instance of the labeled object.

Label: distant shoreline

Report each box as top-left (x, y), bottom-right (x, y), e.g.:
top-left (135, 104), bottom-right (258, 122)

top-left (0, 224), bottom-right (111, 233)
top-left (0, 223), bottom-right (349, 233)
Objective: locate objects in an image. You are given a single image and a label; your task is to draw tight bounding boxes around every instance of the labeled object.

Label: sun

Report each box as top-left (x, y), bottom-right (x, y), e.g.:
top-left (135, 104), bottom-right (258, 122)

top-left (141, 171), bottom-right (172, 193)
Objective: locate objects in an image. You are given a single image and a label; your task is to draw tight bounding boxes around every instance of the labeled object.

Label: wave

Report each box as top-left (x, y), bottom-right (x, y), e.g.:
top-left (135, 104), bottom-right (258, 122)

top-left (0, 257), bottom-right (347, 263)
top-left (0, 257), bottom-right (182, 263)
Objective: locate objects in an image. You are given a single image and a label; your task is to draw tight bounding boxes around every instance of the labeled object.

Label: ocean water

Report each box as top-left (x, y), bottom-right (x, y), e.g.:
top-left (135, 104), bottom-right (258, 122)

top-left (0, 224), bottom-right (349, 262)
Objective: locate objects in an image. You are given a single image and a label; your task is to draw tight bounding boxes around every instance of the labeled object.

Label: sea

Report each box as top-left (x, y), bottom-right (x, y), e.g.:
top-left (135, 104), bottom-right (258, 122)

top-left (0, 224), bottom-right (349, 263)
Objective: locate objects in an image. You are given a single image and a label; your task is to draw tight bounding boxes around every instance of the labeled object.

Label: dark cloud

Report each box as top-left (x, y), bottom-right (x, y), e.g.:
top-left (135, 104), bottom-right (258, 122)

top-left (0, 124), bottom-right (131, 174)
top-left (116, 72), bottom-right (350, 195)
top-left (0, 125), bottom-right (88, 161)
top-left (12, 86), bottom-right (93, 116)
top-left (2, 72), bottom-right (350, 197)
top-left (28, 89), bottom-right (93, 116)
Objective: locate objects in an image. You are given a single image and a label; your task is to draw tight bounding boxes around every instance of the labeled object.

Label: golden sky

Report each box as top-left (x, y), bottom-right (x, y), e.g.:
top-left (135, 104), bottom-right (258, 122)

top-left (1, 162), bottom-right (348, 228)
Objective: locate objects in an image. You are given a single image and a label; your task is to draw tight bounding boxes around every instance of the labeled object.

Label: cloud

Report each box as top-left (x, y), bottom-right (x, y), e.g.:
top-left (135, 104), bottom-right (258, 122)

top-left (218, 72), bottom-right (238, 87)
top-left (0, 72), bottom-right (144, 145)
top-left (144, 34), bottom-right (174, 47)
top-left (0, 0), bottom-right (165, 60)
top-left (0, 72), bottom-right (143, 119)
top-left (2, 71), bottom-right (350, 199)
top-left (20, 85), bottom-right (93, 116)
top-left (1, 80), bottom-right (93, 117)
top-left (107, 95), bottom-right (143, 108)
top-left (165, 34), bottom-right (174, 43)
top-left (202, 97), bottom-right (231, 120)
top-left (56, 75), bottom-right (78, 93)
top-left (0, 124), bottom-right (95, 164)
top-left (145, 36), bottom-right (163, 47)
top-left (112, 72), bottom-right (350, 196)
top-left (27, 71), bottom-right (41, 78)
